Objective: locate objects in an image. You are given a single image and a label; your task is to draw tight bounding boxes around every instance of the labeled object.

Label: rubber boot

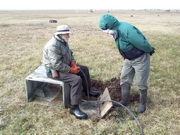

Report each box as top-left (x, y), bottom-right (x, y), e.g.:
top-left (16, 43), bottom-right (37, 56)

top-left (89, 89), bottom-right (101, 97)
top-left (137, 89), bottom-right (147, 113)
top-left (120, 84), bottom-right (131, 106)
top-left (70, 105), bottom-right (88, 119)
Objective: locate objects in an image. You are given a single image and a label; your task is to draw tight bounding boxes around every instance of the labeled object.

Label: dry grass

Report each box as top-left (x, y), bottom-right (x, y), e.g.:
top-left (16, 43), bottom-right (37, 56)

top-left (0, 10), bottom-right (180, 135)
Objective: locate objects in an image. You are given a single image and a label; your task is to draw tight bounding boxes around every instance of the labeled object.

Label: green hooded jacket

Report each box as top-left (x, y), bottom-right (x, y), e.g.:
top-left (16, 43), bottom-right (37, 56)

top-left (99, 14), bottom-right (153, 53)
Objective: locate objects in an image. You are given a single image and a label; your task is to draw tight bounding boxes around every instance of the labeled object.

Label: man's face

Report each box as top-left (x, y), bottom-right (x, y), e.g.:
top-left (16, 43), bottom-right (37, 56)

top-left (60, 34), bottom-right (70, 40)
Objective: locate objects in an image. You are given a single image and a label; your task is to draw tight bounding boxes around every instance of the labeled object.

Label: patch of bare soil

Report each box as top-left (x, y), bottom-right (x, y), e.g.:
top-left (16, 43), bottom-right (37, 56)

top-left (91, 78), bottom-right (139, 102)
top-left (90, 78), bottom-right (140, 121)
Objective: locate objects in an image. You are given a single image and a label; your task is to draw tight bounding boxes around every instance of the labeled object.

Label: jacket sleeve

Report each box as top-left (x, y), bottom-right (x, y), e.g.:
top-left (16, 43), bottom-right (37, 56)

top-left (47, 45), bottom-right (70, 73)
top-left (71, 51), bottom-right (76, 63)
top-left (128, 26), bottom-right (153, 53)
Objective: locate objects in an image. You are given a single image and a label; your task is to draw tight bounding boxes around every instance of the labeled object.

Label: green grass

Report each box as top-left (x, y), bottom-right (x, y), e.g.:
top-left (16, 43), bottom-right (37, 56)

top-left (0, 10), bottom-right (180, 135)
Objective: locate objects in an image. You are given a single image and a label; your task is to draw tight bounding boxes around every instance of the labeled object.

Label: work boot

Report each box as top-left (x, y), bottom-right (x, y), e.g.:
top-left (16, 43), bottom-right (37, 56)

top-left (70, 105), bottom-right (88, 119)
top-left (137, 89), bottom-right (147, 113)
top-left (89, 89), bottom-right (101, 97)
top-left (120, 84), bottom-right (131, 106)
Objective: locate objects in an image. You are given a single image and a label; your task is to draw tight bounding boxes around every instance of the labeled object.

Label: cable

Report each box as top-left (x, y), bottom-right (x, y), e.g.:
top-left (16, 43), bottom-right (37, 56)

top-left (79, 68), bottom-right (90, 100)
top-left (79, 66), bottom-right (144, 134)
top-left (83, 99), bottom-right (144, 135)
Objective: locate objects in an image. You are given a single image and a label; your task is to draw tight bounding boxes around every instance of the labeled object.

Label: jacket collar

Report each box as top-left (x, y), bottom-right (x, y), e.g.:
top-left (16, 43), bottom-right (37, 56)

top-left (54, 35), bottom-right (66, 43)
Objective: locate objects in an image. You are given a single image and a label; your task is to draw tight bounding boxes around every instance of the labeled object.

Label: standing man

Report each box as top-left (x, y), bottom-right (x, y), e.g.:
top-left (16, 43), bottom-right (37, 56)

top-left (43, 25), bottom-right (100, 119)
top-left (99, 14), bottom-right (155, 113)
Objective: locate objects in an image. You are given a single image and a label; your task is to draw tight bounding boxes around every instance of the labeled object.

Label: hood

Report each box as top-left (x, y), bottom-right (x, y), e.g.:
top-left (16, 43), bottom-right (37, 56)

top-left (99, 14), bottom-right (119, 30)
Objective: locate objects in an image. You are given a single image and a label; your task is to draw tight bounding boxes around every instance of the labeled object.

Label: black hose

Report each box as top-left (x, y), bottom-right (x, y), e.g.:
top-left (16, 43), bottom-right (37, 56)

top-left (82, 99), bottom-right (144, 135)
top-left (79, 66), bottom-right (144, 134)
top-left (79, 68), bottom-right (89, 100)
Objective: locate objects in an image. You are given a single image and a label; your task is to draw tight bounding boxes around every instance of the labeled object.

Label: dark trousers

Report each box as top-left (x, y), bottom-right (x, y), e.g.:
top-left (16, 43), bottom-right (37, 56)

top-left (47, 64), bottom-right (91, 105)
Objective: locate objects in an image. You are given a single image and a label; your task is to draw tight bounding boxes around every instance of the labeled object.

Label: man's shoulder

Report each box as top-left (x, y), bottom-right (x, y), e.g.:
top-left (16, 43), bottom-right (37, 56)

top-left (46, 36), bottom-right (64, 47)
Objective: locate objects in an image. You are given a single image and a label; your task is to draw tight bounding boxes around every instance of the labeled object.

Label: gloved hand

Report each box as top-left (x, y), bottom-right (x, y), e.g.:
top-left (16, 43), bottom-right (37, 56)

top-left (150, 47), bottom-right (155, 55)
top-left (69, 61), bottom-right (77, 67)
top-left (69, 66), bottom-right (80, 74)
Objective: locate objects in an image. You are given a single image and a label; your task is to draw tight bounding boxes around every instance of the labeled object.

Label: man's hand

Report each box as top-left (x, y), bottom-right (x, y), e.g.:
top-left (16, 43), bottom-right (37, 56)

top-left (70, 66), bottom-right (80, 74)
top-left (51, 70), bottom-right (59, 78)
top-left (150, 47), bottom-right (155, 56)
top-left (69, 62), bottom-right (77, 67)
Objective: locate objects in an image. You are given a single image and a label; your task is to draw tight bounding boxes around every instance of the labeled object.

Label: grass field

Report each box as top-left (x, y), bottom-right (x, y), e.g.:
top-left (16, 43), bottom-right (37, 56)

top-left (0, 10), bottom-right (180, 135)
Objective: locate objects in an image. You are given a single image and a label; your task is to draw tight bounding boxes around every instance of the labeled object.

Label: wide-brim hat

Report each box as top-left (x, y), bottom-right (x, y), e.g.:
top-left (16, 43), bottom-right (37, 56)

top-left (54, 25), bottom-right (72, 35)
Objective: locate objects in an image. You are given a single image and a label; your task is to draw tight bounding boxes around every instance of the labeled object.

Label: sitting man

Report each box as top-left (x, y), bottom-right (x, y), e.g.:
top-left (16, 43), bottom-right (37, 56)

top-left (42, 25), bottom-right (100, 119)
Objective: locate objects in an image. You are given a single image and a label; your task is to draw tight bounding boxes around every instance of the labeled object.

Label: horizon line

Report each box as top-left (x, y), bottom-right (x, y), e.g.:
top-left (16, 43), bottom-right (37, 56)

top-left (0, 8), bottom-right (180, 11)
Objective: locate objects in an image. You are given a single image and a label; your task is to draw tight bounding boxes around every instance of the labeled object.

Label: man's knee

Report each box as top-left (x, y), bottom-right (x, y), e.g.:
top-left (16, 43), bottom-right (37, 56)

top-left (74, 75), bottom-right (82, 84)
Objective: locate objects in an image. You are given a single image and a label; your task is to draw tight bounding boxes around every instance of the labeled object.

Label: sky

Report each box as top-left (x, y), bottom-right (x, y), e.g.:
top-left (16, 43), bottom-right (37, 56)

top-left (0, 0), bottom-right (179, 10)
